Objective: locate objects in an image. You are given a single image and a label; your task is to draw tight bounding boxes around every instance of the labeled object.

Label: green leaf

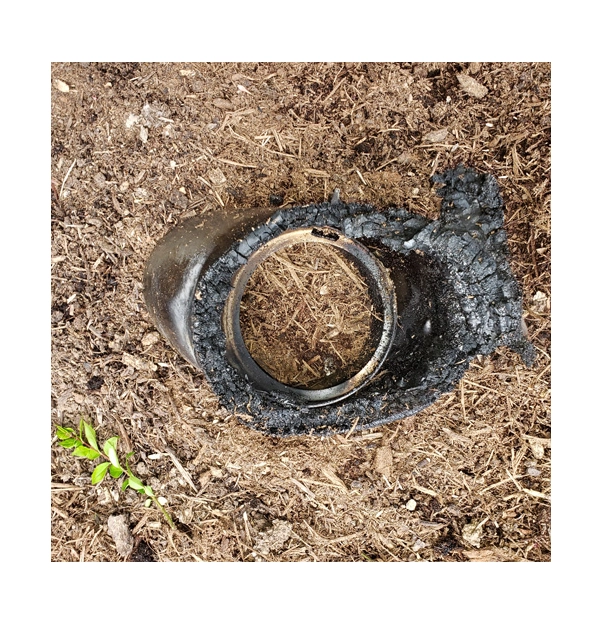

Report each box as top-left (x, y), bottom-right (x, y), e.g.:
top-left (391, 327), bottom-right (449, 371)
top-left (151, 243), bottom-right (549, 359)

top-left (121, 478), bottom-right (129, 491)
top-left (103, 436), bottom-right (119, 452)
top-left (58, 438), bottom-right (78, 449)
top-left (145, 498), bottom-right (152, 508)
top-left (103, 437), bottom-right (121, 469)
top-left (108, 448), bottom-right (121, 469)
top-left (109, 465), bottom-right (123, 479)
top-left (72, 446), bottom-right (101, 460)
top-left (56, 426), bottom-right (75, 440)
top-left (91, 462), bottom-right (111, 485)
top-left (128, 475), bottom-right (144, 491)
top-left (126, 451), bottom-right (135, 459)
top-left (83, 422), bottom-right (99, 452)
top-left (143, 485), bottom-right (154, 498)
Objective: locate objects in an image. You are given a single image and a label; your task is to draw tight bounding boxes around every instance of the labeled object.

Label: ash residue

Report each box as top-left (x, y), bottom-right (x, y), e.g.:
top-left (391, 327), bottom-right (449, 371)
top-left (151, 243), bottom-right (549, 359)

top-left (191, 166), bottom-right (534, 436)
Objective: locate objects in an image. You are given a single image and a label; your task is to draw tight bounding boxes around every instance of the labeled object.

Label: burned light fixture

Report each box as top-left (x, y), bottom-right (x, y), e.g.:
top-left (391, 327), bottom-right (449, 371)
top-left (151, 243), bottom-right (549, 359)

top-left (143, 166), bottom-right (534, 436)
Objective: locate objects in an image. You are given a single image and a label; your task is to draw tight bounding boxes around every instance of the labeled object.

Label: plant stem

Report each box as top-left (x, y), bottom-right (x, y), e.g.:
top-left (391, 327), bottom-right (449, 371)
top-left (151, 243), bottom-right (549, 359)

top-left (148, 494), bottom-right (177, 529)
top-left (67, 429), bottom-right (176, 529)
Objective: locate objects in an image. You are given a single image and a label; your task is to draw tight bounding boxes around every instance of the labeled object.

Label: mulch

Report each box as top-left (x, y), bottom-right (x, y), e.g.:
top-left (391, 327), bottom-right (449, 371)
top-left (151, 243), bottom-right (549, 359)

top-left (51, 62), bottom-right (550, 562)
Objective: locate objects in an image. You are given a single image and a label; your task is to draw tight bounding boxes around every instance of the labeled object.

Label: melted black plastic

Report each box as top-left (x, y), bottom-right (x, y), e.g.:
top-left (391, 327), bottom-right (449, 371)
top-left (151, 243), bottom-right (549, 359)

top-left (191, 166), bottom-right (534, 436)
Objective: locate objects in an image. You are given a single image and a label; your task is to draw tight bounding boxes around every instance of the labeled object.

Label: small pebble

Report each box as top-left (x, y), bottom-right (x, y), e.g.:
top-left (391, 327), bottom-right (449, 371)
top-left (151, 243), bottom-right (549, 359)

top-left (406, 498), bottom-right (417, 511)
top-left (412, 538), bottom-right (426, 552)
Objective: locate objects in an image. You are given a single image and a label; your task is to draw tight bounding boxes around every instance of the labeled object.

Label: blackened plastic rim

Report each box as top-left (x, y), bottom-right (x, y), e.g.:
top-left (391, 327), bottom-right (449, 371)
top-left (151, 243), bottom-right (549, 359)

top-left (222, 226), bottom-right (398, 407)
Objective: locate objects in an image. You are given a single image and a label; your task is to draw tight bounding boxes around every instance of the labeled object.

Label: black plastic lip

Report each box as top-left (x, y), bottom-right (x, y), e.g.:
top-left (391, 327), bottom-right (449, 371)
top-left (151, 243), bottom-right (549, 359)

top-left (142, 207), bottom-right (277, 367)
top-left (222, 226), bottom-right (398, 407)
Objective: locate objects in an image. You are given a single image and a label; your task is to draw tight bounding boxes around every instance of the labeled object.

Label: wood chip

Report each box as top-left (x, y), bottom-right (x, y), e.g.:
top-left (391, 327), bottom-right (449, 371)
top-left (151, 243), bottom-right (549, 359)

top-left (457, 74), bottom-right (488, 99)
top-left (198, 471), bottom-right (212, 491)
top-left (122, 353), bottom-right (157, 372)
top-left (141, 332), bottom-right (160, 347)
top-left (212, 98), bottom-right (234, 110)
top-left (208, 168), bottom-right (227, 185)
top-left (529, 440), bottom-right (545, 459)
top-left (254, 520), bottom-right (293, 555)
top-left (442, 427), bottom-right (473, 444)
top-left (164, 446), bottom-right (197, 492)
top-left (422, 128), bottom-right (450, 143)
top-left (413, 483), bottom-right (438, 497)
top-left (374, 446), bottom-right (393, 479)
top-left (462, 548), bottom-right (522, 562)
top-left (107, 514), bottom-right (133, 557)
top-left (461, 521), bottom-right (483, 548)
top-left (54, 79), bottom-right (70, 93)
top-left (321, 466), bottom-right (348, 493)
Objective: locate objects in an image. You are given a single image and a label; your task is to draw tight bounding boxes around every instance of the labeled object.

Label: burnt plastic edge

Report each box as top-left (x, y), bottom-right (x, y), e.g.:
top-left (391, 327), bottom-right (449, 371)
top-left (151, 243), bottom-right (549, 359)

top-left (142, 207), bottom-right (277, 367)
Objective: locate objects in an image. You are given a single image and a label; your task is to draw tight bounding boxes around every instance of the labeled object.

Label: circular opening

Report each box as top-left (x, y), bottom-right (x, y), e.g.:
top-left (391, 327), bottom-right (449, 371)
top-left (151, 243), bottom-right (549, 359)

top-left (240, 240), bottom-right (381, 389)
top-left (222, 227), bottom-right (397, 406)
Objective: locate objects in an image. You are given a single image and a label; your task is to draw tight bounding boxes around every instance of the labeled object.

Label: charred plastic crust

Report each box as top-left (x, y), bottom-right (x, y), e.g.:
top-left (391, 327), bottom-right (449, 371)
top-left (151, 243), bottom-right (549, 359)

top-left (191, 166), bottom-right (535, 437)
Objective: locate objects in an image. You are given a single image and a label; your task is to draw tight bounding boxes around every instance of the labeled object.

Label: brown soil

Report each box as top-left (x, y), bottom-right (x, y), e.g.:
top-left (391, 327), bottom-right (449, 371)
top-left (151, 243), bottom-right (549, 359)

top-left (240, 242), bottom-right (377, 388)
top-left (51, 62), bottom-right (551, 562)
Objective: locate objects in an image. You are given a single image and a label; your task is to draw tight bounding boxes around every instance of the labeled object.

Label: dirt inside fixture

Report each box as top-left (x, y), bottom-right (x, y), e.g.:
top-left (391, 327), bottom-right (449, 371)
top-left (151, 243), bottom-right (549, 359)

top-left (239, 242), bottom-right (381, 389)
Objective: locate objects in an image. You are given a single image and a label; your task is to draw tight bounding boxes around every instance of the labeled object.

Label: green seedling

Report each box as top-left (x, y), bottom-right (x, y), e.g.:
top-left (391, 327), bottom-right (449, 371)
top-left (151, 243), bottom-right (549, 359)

top-left (55, 419), bottom-right (176, 529)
